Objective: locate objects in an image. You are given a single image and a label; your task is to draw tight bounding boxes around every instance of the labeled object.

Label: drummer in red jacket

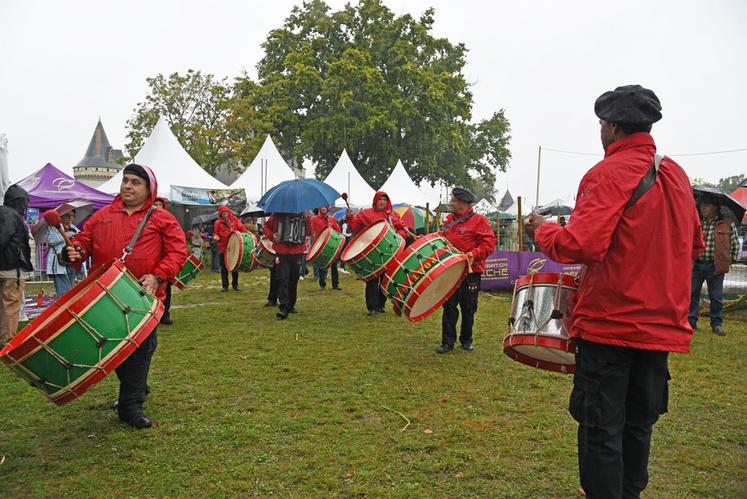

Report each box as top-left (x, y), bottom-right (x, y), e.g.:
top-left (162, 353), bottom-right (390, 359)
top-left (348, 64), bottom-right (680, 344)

top-left (64, 164), bottom-right (187, 429)
top-left (310, 206), bottom-right (343, 291)
top-left (263, 212), bottom-right (312, 320)
top-left (346, 191), bottom-right (413, 315)
top-left (213, 205), bottom-right (247, 292)
top-left (525, 85), bottom-right (704, 498)
top-left (437, 187), bottom-right (496, 353)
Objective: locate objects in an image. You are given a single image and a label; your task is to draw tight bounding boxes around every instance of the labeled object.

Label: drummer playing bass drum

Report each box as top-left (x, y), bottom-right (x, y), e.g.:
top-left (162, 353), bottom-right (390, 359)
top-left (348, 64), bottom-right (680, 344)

top-left (436, 187), bottom-right (496, 353)
top-left (62, 164), bottom-right (187, 429)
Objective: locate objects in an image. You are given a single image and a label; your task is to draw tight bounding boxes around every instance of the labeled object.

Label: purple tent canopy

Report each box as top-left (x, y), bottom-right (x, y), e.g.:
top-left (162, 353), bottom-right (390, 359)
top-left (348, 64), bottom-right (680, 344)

top-left (16, 163), bottom-right (115, 210)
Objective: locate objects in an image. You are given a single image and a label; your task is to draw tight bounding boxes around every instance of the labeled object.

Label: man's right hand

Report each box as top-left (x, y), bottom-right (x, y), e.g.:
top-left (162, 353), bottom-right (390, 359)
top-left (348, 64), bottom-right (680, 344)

top-left (64, 245), bottom-right (83, 263)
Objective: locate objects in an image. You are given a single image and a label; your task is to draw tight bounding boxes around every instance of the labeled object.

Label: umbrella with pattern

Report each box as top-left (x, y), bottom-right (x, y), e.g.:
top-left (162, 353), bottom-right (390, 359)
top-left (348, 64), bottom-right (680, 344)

top-left (392, 203), bottom-right (431, 231)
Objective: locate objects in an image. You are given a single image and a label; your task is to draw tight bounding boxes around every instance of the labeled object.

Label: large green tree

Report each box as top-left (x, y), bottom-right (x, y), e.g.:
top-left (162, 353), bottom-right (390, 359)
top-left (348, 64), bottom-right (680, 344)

top-left (125, 70), bottom-right (233, 175)
top-left (231, 0), bottom-right (511, 188)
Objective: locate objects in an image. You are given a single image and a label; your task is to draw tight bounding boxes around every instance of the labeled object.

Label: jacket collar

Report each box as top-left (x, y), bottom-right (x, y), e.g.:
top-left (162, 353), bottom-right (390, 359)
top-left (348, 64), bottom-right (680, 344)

top-left (604, 132), bottom-right (656, 158)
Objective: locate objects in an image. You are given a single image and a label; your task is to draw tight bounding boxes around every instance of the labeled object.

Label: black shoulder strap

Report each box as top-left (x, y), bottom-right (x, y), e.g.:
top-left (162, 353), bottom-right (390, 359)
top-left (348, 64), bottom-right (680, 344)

top-left (626, 154), bottom-right (663, 209)
top-left (121, 205), bottom-right (156, 261)
top-left (442, 212), bottom-right (475, 231)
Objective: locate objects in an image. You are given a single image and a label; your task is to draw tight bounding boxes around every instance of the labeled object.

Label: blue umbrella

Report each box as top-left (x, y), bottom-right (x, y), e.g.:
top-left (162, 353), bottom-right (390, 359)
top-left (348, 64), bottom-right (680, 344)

top-left (258, 178), bottom-right (341, 214)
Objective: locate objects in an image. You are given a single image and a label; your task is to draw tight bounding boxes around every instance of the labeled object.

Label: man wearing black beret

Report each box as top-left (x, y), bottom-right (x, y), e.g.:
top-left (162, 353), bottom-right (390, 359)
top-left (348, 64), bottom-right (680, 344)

top-left (525, 85), bottom-right (704, 497)
top-left (437, 187), bottom-right (496, 353)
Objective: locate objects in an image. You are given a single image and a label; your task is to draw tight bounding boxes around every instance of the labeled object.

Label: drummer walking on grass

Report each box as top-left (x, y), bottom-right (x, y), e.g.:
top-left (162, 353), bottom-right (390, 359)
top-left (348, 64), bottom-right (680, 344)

top-left (310, 206), bottom-right (343, 291)
top-left (63, 164), bottom-right (187, 429)
top-left (436, 188), bottom-right (496, 354)
top-left (525, 85), bottom-right (703, 498)
top-left (213, 205), bottom-right (247, 292)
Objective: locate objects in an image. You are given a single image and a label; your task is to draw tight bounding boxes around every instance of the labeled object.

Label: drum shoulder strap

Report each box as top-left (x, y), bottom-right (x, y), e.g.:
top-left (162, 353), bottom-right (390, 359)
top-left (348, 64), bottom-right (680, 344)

top-left (124, 205), bottom-right (157, 254)
top-left (443, 212), bottom-right (475, 231)
top-left (625, 154), bottom-right (663, 210)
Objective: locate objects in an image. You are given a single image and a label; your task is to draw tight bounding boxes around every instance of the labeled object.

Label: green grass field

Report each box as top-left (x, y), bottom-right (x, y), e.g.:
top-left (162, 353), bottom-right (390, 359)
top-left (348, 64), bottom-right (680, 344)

top-left (1, 270), bottom-right (745, 497)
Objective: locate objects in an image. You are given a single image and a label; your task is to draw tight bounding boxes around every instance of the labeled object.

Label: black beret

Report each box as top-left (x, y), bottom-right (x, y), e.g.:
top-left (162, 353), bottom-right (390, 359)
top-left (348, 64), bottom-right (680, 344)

top-left (594, 85), bottom-right (662, 125)
top-left (452, 187), bottom-right (475, 204)
top-left (123, 163), bottom-right (150, 187)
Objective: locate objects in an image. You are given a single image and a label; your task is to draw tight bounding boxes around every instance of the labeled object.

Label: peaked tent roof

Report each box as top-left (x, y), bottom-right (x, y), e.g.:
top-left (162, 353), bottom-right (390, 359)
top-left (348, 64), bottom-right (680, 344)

top-left (497, 189), bottom-right (515, 211)
top-left (473, 198), bottom-right (495, 215)
top-left (75, 119), bottom-right (122, 168)
top-left (99, 116), bottom-right (226, 197)
top-left (230, 135), bottom-right (296, 202)
top-left (323, 149), bottom-right (376, 208)
top-left (16, 163), bottom-right (115, 209)
top-left (378, 160), bottom-right (430, 207)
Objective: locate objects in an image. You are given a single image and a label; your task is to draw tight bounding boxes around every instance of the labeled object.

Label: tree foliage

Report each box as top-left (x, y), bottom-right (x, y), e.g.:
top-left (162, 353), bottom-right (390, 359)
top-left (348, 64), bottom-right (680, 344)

top-left (231, 0), bottom-right (511, 188)
top-left (691, 174), bottom-right (745, 193)
top-left (125, 70), bottom-right (233, 175)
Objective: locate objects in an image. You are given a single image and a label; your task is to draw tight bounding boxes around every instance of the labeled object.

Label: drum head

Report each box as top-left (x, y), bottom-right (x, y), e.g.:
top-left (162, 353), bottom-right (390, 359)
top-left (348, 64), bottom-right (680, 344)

top-left (308, 228), bottom-right (330, 260)
top-left (342, 221), bottom-right (385, 261)
top-left (407, 257), bottom-right (468, 322)
top-left (225, 232), bottom-right (241, 271)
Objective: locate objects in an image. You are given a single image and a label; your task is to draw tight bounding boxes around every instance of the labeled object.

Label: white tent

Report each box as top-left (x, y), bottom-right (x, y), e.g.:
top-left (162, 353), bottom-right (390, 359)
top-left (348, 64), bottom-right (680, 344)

top-left (99, 116), bottom-right (226, 197)
top-left (230, 135), bottom-right (296, 202)
top-left (0, 133), bottom-right (9, 201)
top-left (418, 179), bottom-right (450, 208)
top-left (323, 149), bottom-right (376, 208)
top-left (473, 198), bottom-right (495, 215)
top-left (379, 160), bottom-right (431, 207)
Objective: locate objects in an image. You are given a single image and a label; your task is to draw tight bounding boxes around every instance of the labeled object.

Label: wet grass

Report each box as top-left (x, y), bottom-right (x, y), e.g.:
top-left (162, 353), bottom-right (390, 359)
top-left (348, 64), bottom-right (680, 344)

top-left (1, 271), bottom-right (745, 497)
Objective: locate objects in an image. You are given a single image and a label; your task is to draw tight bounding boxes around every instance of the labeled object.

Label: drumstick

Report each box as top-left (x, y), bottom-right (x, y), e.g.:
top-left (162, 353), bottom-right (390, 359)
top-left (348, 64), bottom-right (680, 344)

top-left (43, 210), bottom-right (75, 248)
top-left (341, 192), bottom-right (350, 210)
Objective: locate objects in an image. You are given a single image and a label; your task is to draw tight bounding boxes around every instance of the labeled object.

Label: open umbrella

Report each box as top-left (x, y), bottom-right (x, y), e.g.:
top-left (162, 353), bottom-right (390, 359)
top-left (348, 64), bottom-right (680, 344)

top-left (258, 178), bottom-right (340, 214)
top-left (692, 185), bottom-right (746, 222)
top-left (729, 180), bottom-right (747, 223)
top-left (31, 199), bottom-right (93, 237)
top-left (393, 203), bottom-right (431, 230)
top-left (240, 203), bottom-right (265, 218)
top-left (535, 198), bottom-right (574, 216)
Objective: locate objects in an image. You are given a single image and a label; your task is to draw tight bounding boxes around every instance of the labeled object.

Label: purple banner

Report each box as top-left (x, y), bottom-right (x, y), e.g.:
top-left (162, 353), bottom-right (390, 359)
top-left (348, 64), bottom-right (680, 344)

top-left (481, 251), bottom-right (582, 291)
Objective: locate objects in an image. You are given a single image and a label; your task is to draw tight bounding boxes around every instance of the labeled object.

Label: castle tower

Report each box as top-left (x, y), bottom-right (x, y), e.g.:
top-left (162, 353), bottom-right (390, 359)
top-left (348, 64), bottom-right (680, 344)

top-left (72, 119), bottom-right (124, 187)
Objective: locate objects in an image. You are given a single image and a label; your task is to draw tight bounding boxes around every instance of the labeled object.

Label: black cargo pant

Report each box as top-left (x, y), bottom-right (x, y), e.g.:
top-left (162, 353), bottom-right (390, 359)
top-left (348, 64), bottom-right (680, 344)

top-left (318, 260), bottom-right (339, 289)
top-left (571, 338), bottom-right (670, 499)
top-left (116, 330), bottom-right (158, 422)
top-left (277, 253), bottom-right (301, 315)
top-left (441, 272), bottom-right (481, 347)
top-left (267, 265), bottom-right (278, 303)
top-left (219, 252), bottom-right (239, 290)
top-left (365, 275), bottom-right (386, 312)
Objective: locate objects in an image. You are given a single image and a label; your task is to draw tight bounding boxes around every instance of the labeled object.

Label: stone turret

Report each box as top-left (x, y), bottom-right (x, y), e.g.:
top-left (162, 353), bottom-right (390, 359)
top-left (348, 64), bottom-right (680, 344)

top-left (73, 119), bottom-right (123, 187)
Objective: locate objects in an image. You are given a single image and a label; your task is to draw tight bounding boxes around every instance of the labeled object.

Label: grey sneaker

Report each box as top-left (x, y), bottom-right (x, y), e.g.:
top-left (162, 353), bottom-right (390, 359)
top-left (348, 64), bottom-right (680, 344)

top-left (712, 325), bottom-right (726, 336)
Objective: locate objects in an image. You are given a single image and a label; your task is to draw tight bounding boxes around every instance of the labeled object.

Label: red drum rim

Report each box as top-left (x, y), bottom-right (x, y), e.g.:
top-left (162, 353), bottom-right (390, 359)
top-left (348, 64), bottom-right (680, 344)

top-left (0, 259), bottom-right (163, 405)
top-left (404, 253), bottom-right (468, 322)
top-left (259, 237), bottom-right (276, 255)
top-left (358, 236), bottom-right (405, 282)
top-left (175, 254), bottom-right (204, 289)
top-left (307, 228), bottom-right (332, 261)
top-left (502, 334), bottom-right (576, 374)
top-left (515, 272), bottom-right (578, 290)
top-left (341, 221), bottom-right (388, 264)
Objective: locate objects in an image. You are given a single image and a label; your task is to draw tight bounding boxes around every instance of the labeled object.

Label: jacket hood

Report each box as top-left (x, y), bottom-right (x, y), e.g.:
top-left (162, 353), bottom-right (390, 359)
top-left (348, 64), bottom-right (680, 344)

top-left (3, 184), bottom-right (29, 217)
top-left (372, 191), bottom-right (393, 213)
top-left (113, 163), bottom-right (159, 210)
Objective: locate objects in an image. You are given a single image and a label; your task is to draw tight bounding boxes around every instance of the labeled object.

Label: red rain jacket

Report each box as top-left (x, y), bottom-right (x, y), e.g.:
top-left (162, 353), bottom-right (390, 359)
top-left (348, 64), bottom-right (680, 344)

top-left (346, 191), bottom-right (408, 239)
top-left (213, 206), bottom-right (247, 254)
top-left (440, 208), bottom-right (497, 273)
top-left (262, 213), bottom-right (312, 255)
top-left (310, 213), bottom-right (341, 238)
top-left (72, 166), bottom-right (188, 302)
top-left (535, 133), bottom-right (704, 353)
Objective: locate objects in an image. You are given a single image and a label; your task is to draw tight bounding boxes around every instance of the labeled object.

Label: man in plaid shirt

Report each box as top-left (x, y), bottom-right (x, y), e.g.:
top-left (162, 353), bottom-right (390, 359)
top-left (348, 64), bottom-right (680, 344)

top-left (688, 198), bottom-right (740, 335)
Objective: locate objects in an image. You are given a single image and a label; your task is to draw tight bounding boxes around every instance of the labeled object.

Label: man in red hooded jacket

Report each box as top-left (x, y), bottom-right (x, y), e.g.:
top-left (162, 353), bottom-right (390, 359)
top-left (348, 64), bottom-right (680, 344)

top-left (310, 206), bottom-right (343, 291)
top-left (64, 164), bottom-right (187, 429)
top-left (213, 205), bottom-right (247, 292)
top-left (437, 187), bottom-right (496, 353)
top-left (346, 191), bottom-right (413, 315)
top-left (525, 85), bottom-right (704, 498)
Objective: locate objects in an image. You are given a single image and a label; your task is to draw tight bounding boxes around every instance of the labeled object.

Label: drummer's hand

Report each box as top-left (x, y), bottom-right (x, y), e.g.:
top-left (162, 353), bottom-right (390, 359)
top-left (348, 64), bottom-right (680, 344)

top-left (466, 252), bottom-right (475, 267)
top-left (525, 212), bottom-right (546, 238)
top-left (64, 245), bottom-right (82, 263)
top-left (405, 230), bottom-right (416, 240)
top-left (272, 232), bottom-right (280, 243)
top-left (213, 235), bottom-right (219, 240)
top-left (139, 274), bottom-right (160, 295)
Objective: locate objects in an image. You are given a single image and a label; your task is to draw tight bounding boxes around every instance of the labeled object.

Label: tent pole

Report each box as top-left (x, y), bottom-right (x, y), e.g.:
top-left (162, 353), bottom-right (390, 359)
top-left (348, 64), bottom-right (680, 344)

top-left (518, 196), bottom-right (523, 252)
top-left (535, 145), bottom-right (542, 208)
top-left (424, 202), bottom-right (430, 234)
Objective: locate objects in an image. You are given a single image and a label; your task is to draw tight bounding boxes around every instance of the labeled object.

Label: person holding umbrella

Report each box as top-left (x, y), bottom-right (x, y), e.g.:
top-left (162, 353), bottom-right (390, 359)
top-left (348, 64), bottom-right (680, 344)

top-left (44, 207), bottom-right (81, 297)
top-left (688, 193), bottom-right (741, 335)
top-left (213, 205), bottom-right (247, 292)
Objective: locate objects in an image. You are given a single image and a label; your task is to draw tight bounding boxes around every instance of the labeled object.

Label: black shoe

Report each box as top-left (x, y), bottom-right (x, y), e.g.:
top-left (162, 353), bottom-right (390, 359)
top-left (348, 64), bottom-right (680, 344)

top-left (276, 312), bottom-right (288, 320)
top-left (712, 325), bottom-right (726, 336)
top-left (376, 307), bottom-right (386, 313)
top-left (333, 286), bottom-right (342, 291)
top-left (319, 286), bottom-right (326, 290)
top-left (367, 309), bottom-right (376, 316)
top-left (233, 286), bottom-right (241, 291)
top-left (111, 399), bottom-right (119, 410)
top-left (221, 288), bottom-right (229, 293)
top-left (127, 414), bottom-right (153, 429)
top-left (436, 344), bottom-right (454, 354)
top-left (290, 307), bottom-right (299, 314)
top-left (159, 317), bottom-right (173, 325)
top-left (461, 343), bottom-right (474, 351)
top-left (264, 300), bottom-right (278, 307)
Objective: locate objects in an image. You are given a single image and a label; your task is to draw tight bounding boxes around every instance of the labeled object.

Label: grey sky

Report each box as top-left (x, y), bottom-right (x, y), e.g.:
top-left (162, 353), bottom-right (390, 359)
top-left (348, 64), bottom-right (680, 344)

top-left (2, 0), bottom-right (745, 205)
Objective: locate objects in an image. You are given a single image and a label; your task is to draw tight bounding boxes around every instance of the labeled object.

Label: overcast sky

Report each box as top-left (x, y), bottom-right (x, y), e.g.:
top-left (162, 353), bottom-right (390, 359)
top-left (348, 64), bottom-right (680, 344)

top-left (2, 0), bottom-right (745, 205)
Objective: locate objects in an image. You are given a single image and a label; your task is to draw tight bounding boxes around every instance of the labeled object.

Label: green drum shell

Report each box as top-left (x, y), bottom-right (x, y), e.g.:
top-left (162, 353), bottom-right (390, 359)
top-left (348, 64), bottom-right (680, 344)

top-left (342, 221), bottom-right (404, 282)
top-left (225, 231), bottom-right (258, 272)
top-left (381, 234), bottom-right (468, 322)
top-left (0, 259), bottom-right (163, 405)
top-left (174, 254), bottom-right (204, 289)
top-left (308, 228), bottom-right (344, 269)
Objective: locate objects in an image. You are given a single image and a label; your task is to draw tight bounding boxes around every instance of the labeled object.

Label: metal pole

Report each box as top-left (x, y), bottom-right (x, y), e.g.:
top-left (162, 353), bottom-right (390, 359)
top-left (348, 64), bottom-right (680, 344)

top-left (535, 145), bottom-right (542, 207)
top-left (518, 196), bottom-right (523, 252)
top-left (424, 202), bottom-right (430, 234)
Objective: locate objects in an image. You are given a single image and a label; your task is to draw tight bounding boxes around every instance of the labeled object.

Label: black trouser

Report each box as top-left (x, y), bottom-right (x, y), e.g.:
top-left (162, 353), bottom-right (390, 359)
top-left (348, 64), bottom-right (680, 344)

top-left (219, 252), bottom-right (238, 289)
top-left (116, 330), bottom-right (158, 422)
top-left (162, 282), bottom-right (172, 321)
top-left (365, 275), bottom-right (386, 311)
top-left (210, 241), bottom-right (220, 271)
top-left (318, 260), bottom-right (339, 289)
top-left (571, 339), bottom-right (670, 499)
top-left (267, 265), bottom-right (278, 303)
top-left (441, 272), bottom-right (481, 346)
top-left (277, 253), bottom-right (301, 314)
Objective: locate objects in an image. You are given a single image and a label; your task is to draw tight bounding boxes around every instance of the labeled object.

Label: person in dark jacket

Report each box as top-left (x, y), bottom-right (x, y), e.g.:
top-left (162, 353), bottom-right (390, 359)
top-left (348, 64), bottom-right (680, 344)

top-left (0, 185), bottom-right (33, 346)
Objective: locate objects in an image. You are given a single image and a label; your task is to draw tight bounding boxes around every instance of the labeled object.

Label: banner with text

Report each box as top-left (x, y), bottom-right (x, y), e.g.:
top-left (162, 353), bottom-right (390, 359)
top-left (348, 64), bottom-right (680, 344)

top-left (480, 251), bottom-right (582, 291)
top-left (170, 185), bottom-right (246, 206)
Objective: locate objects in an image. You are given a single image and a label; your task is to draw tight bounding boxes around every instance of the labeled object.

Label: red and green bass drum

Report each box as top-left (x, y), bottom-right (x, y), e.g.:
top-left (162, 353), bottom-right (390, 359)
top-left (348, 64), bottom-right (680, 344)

top-left (174, 254), bottom-right (204, 289)
top-left (381, 233), bottom-right (469, 322)
top-left (225, 231), bottom-right (258, 272)
top-left (341, 220), bottom-right (404, 281)
top-left (0, 259), bottom-right (163, 405)
top-left (307, 227), bottom-right (344, 270)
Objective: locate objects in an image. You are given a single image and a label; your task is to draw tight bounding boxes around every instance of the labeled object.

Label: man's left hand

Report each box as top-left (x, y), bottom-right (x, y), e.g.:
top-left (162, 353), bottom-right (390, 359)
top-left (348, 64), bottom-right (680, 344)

top-left (466, 251), bottom-right (475, 268)
top-left (139, 274), bottom-right (160, 296)
top-left (525, 213), bottom-right (547, 238)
